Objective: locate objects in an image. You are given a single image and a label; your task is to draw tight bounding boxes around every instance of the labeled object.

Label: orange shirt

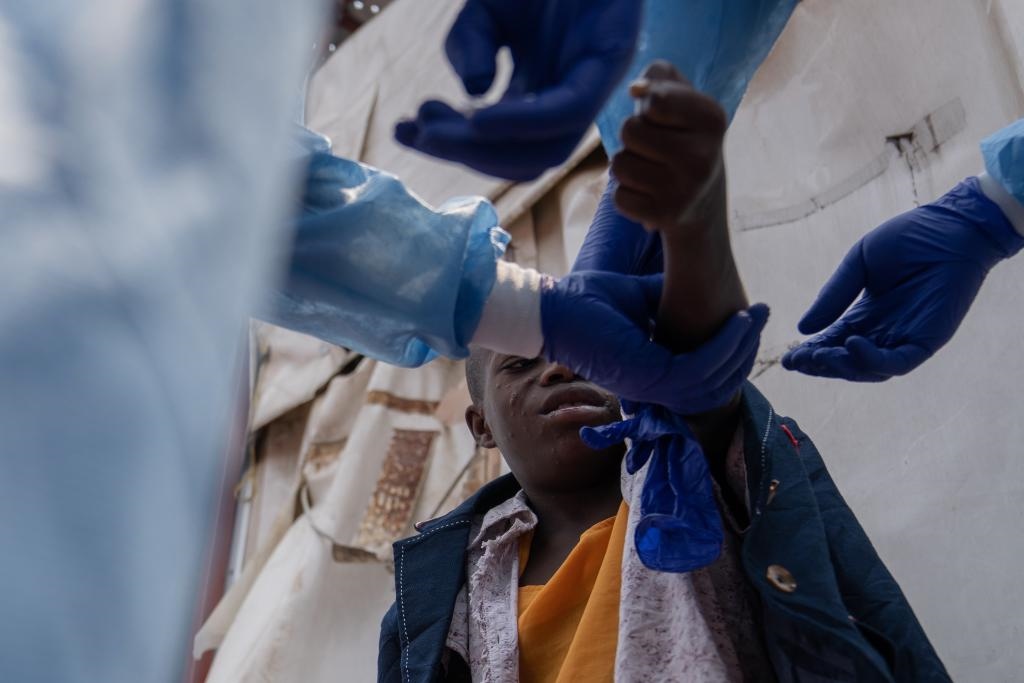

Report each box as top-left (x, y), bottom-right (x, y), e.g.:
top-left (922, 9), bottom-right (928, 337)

top-left (516, 502), bottom-right (629, 683)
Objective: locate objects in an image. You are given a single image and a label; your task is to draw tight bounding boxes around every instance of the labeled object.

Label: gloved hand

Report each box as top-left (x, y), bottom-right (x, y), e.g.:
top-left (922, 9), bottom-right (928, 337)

top-left (580, 405), bottom-right (721, 573)
top-left (394, 0), bottom-right (642, 181)
top-left (541, 270), bottom-right (769, 414)
top-left (783, 177), bottom-right (1024, 381)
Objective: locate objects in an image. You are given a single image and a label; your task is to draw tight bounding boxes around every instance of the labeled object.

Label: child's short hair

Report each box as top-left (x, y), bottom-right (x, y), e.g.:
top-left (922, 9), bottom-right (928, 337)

top-left (465, 348), bottom-right (491, 405)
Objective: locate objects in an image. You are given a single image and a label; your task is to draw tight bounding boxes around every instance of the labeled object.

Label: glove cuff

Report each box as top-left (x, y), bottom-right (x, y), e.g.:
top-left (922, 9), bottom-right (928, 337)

top-left (469, 260), bottom-right (544, 358)
top-left (978, 172), bottom-right (1024, 241)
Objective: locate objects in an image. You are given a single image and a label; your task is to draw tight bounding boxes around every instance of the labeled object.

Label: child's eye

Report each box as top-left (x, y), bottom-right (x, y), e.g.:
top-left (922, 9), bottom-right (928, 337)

top-left (502, 357), bottom-right (538, 372)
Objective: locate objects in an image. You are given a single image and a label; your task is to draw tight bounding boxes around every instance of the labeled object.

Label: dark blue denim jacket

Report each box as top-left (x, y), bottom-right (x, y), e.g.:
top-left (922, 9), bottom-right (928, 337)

top-left (377, 383), bottom-right (951, 683)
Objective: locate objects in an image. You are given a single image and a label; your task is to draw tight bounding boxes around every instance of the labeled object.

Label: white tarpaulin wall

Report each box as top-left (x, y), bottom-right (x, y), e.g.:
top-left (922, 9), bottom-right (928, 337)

top-left (201, 1), bottom-right (1024, 681)
top-left (731, 1), bottom-right (1024, 681)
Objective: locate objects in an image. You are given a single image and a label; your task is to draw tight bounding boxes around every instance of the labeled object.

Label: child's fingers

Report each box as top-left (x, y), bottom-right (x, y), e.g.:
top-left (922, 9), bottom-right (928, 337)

top-left (636, 59), bottom-right (688, 86)
top-left (637, 81), bottom-right (727, 132)
top-left (613, 183), bottom-right (659, 230)
top-left (610, 150), bottom-right (672, 197)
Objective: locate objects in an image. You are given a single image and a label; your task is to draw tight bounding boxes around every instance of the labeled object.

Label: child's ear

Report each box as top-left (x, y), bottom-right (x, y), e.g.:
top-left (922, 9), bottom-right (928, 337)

top-left (465, 405), bottom-right (496, 449)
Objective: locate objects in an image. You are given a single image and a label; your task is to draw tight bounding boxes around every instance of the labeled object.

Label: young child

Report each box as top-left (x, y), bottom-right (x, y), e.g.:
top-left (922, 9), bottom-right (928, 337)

top-left (377, 63), bottom-right (950, 683)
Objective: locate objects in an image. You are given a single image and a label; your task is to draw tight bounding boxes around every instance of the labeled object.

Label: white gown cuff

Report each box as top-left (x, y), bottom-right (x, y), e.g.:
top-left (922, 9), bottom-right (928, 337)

top-left (470, 260), bottom-right (544, 358)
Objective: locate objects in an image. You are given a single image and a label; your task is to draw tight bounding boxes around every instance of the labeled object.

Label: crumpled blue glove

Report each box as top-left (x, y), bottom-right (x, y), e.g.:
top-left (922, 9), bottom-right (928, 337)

top-left (571, 176), bottom-right (664, 276)
top-left (394, 0), bottom-right (642, 181)
top-left (580, 404), bottom-right (721, 572)
top-left (783, 177), bottom-right (1024, 381)
top-left (541, 270), bottom-right (769, 414)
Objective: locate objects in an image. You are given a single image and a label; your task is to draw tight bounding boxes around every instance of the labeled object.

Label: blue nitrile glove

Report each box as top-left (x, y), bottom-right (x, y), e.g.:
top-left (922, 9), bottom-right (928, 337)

top-left (783, 177), bottom-right (1024, 381)
top-left (394, 0), bottom-right (642, 181)
top-left (541, 270), bottom-right (770, 414)
top-left (581, 403), bottom-right (721, 572)
top-left (572, 176), bottom-right (664, 276)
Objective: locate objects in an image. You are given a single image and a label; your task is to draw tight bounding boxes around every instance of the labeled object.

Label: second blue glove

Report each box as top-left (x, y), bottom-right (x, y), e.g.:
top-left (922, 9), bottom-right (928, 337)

top-left (783, 177), bottom-right (1024, 381)
top-left (395, 0), bottom-right (642, 181)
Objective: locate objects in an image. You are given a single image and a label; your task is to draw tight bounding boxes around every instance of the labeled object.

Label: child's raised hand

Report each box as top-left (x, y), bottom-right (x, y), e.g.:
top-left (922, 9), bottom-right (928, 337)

top-left (610, 61), bottom-right (728, 236)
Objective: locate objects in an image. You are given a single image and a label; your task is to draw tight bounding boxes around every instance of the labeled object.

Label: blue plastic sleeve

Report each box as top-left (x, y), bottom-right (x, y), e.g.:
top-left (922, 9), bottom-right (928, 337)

top-left (264, 147), bottom-right (508, 367)
top-left (981, 118), bottom-right (1024, 209)
top-left (597, 0), bottom-right (798, 156)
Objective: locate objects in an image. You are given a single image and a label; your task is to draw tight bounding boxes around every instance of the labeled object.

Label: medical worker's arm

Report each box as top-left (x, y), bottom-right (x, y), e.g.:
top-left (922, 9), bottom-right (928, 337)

top-left (264, 140), bottom-right (509, 368)
top-left (782, 118), bottom-right (1024, 382)
top-left (272, 150), bottom-right (768, 411)
top-left (268, 130), bottom-right (760, 413)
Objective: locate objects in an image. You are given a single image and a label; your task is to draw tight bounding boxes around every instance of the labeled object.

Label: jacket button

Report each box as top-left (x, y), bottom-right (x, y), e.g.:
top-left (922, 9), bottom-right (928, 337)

top-left (766, 564), bottom-right (797, 593)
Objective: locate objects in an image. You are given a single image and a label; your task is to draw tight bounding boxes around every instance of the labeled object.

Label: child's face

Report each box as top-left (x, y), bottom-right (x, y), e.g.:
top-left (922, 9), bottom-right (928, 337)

top-left (465, 354), bottom-right (624, 494)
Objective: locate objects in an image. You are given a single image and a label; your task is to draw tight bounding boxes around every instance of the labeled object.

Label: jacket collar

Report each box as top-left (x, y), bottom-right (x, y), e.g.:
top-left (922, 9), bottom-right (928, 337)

top-left (390, 474), bottom-right (522, 683)
top-left (469, 489), bottom-right (536, 549)
top-left (414, 473), bottom-right (522, 535)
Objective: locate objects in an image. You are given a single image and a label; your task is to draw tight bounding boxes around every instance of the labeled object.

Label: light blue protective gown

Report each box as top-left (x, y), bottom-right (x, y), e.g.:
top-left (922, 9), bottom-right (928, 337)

top-left (268, 127), bottom-right (507, 367)
top-left (0, 1), bottom-right (361, 681)
top-left (982, 117), bottom-right (1024, 212)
